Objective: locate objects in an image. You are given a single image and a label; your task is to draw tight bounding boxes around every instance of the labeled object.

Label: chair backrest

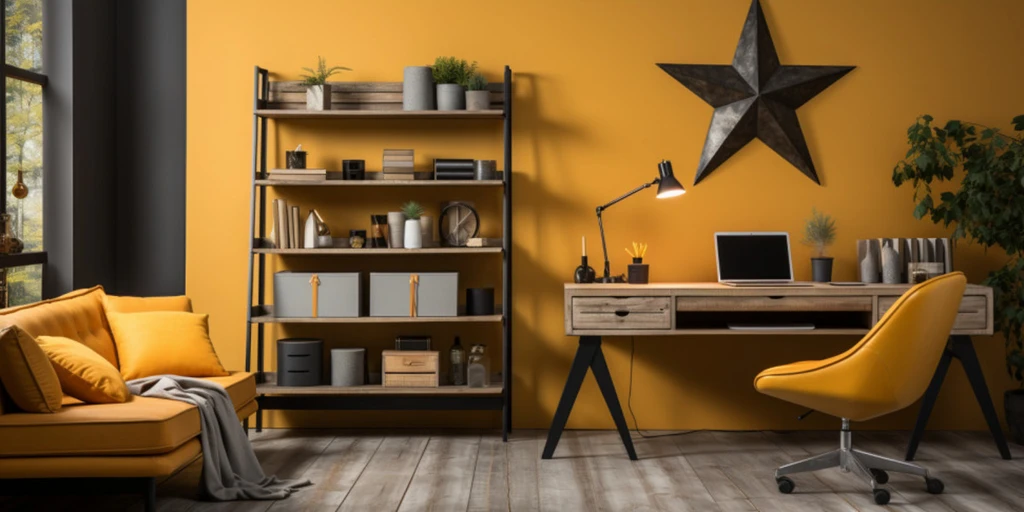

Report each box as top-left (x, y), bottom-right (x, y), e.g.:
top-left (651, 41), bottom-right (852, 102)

top-left (856, 272), bottom-right (967, 410)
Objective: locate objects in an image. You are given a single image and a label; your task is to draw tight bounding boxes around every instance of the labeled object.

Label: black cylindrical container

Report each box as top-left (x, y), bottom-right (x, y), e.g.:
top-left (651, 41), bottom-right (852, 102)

top-left (285, 150), bottom-right (307, 169)
top-left (277, 338), bottom-right (323, 386)
top-left (811, 257), bottom-right (834, 283)
top-left (465, 288), bottom-right (495, 316)
top-left (369, 215), bottom-right (388, 248)
top-left (627, 259), bottom-right (649, 284)
top-left (343, 159), bottom-right (366, 180)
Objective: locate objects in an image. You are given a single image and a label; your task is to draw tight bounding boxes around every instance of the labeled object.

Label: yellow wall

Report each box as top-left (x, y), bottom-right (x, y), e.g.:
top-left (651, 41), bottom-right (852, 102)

top-left (187, 0), bottom-right (1024, 430)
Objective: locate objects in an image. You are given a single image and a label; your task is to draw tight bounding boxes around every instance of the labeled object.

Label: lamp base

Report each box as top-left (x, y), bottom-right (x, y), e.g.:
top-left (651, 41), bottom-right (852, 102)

top-left (599, 275), bottom-right (625, 284)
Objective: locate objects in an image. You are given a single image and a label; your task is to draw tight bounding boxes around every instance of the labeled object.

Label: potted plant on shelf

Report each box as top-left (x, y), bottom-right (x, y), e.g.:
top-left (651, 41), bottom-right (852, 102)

top-left (300, 56), bottom-right (351, 111)
top-left (802, 208), bottom-right (836, 282)
top-left (465, 72), bottom-right (490, 111)
top-left (432, 56), bottom-right (474, 111)
top-left (402, 201), bottom-right (425, 249)
top-left (893, 114), bottom-right (1024, 445)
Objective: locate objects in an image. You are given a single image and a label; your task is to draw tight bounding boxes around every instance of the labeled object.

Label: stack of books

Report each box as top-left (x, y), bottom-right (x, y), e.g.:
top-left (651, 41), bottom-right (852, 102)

top-left (270, 199), bottom-right (303, 248)
top-left (268, 168), bottom-right (327, 182)
top-left (382, 149), bottom-right (414, 180)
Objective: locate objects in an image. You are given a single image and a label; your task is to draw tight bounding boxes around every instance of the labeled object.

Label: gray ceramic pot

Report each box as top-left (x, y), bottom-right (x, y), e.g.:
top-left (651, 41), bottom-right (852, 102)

top-left (402, 66), bottom-right (434, 110)
top-left (306, 84), bottom-right (331, 111)
top-left (436, 84), bottom-right (466, 110)
top-left (466, 90), bottom-right (490, 111)
top-left (811, 257), bottom-right (833, 283)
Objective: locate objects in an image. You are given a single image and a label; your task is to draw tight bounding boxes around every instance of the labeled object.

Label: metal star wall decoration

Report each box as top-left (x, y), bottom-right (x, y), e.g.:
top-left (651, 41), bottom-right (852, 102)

top-left (657, 0), bottom-right (854, 185)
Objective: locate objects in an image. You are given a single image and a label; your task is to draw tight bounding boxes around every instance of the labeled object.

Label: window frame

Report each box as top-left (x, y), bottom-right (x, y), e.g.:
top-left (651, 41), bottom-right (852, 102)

top-left (1, 4), bottom-right (48, 280)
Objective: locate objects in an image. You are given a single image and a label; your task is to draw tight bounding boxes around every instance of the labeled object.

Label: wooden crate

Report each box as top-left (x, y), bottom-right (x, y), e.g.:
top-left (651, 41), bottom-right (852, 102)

top-left (382, 350), bottom-right (439, 388)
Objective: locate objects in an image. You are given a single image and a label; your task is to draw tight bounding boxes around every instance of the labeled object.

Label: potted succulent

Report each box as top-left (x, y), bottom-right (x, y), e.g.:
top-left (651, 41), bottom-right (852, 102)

top-left (300, 56), bottom-right (351, 111)
top-left (802, 208), bottom-right (836, 282)
top-left (432, 56), bottom-right (475, 111)
top-left (402, 201), bottom-right (425, 249)
top-left (465, 72), bottom-right (490, 111)
top-left (894, 115), bottom-right (1024, 445)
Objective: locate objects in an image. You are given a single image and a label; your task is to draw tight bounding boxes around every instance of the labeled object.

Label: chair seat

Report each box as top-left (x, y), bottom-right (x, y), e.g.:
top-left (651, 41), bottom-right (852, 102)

top-left (0, 372), bottom-right (256, 458)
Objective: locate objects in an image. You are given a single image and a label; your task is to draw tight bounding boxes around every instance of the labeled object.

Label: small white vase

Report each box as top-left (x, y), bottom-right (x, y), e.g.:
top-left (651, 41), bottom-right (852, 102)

top-left (306, 84), bottom-right (331, 111)
top-left (404, 219), bottom-right (423, 249)
top-left (387, 211), bottom-right (405, 248)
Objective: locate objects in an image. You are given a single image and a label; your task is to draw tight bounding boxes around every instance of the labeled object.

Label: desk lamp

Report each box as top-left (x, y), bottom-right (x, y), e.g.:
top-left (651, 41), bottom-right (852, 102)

top-left (595, 160), bottom-right (685, 283)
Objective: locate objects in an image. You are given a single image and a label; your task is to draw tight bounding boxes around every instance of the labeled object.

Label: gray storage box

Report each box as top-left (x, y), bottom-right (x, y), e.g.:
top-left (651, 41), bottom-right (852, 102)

top-left (370, 272), bottom-right (458, 317)
top-left (274, 271), bottom-right (360, 318)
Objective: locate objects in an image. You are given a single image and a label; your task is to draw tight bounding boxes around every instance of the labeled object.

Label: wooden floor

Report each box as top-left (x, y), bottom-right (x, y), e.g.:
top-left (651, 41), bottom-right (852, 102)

top-left (4, 430), bottom-right (1023, 511)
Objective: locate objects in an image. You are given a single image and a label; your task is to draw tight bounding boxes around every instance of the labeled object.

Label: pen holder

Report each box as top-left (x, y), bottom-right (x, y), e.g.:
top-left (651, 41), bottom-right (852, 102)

top-left (627, 258), bottom-right (649, 284)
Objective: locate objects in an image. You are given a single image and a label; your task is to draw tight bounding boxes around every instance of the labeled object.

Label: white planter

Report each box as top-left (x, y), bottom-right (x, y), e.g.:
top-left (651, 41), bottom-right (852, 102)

top-left (466, 90), bottom-right (490, 111)
top-left (306, 84), bottom-right (331, 111)
top-left (404, 219), bottom-right (423, 249)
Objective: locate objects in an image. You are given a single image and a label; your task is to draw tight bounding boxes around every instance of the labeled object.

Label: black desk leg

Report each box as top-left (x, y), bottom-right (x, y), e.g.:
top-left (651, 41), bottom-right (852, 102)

top-left (543, 336), bottom-right (638, 460)
top-left (906, 335), bottom-right (1011, 461)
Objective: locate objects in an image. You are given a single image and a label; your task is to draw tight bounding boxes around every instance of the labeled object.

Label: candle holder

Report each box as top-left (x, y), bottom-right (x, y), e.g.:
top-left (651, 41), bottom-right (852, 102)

top-left (628, 258), bottom-right (649, 284)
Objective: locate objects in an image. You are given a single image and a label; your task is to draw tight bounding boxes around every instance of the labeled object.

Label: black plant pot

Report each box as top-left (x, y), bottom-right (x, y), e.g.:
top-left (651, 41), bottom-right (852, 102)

top-left (1006, 389), bottom-right (1024, 446)
top-left (811, 257), bottom-right (833, 283)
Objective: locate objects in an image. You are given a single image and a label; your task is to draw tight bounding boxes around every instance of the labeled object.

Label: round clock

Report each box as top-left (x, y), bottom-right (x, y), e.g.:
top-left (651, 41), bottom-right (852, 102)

top-left (439, 201), bottom-right (479, 247)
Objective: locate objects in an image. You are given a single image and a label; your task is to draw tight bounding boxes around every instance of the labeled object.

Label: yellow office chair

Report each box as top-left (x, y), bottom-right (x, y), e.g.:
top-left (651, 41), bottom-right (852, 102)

top-left (754, 271), bottom-right (967, 505)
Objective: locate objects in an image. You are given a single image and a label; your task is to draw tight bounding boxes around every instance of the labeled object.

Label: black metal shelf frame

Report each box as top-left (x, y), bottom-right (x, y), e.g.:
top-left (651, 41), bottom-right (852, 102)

top-left (245, 66), bottom-right (513, 441)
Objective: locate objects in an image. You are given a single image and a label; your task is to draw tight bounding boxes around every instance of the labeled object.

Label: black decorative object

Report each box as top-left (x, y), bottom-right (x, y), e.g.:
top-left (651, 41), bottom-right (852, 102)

top-left (395, 336), bottom-right (432, 351)
top-left (595, 160), bottom-right (684, 283)
top-left (277, 338), bottom-right (323, 386)
top-left (657, 0), bottom-right (854, 185)
top-left (574, 236), bottom-right (597, 283)
top-left (627, 259), bottom-right (650, 284)
top-left (811, 257), bottom-right (833, 282)
top-left (285, 149), bottom-right (307, 169)
top-left (466, 288), bottom-right (495, 316)
top-left (343, 159), bottom-right (365, 180)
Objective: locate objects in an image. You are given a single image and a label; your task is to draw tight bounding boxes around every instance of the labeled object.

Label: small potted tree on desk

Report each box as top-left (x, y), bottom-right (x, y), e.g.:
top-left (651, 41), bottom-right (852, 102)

top-left (894, 114), bottom-right (1024, 445)
top-left (803, 208), bottom-right (836, 282)
top-left (300, 56), bottom-right (351, 111)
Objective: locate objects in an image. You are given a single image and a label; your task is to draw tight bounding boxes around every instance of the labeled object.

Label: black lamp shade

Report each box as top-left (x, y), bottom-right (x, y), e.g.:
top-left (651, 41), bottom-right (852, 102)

top-left (656, 160), bottom-right (686, 198)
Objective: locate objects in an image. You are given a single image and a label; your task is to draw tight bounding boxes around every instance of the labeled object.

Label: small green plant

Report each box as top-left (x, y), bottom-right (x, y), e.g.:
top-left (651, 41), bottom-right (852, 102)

top-left (802, 208), bottom-right (836, 257)
top-left (466, 72), bottom-right (488, 91)
top-left (401, 201), bottom-right (424, 220)
top-left (432, 56), bottom-right (476, 85)
top-left (300, 56), bottom-right (351, 86)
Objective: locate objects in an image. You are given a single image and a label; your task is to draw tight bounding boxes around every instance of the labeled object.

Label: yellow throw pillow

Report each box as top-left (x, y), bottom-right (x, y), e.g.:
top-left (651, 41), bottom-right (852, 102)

top-left (107, 311), bottom-right (228, 380)
top-left (103, 294), bottom-right (193, 314)
top-left (36, 335), bottom-right (130, 404)
top-left (0, 325), bottom-right (62, 413)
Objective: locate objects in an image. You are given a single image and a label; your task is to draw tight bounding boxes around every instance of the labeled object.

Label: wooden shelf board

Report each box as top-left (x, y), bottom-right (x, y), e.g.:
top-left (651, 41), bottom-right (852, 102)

top-left (253, 247), bottom-right (502, 255)
top-left (672, 328), bottom-right (869, 336)
top-left (256, 179), bottom-right (503, 187)
top-left (256, 382), bottom-right (503, 396)
top-left (255, 109), bottom-right (504, 120)
top-left (250, 314), bottom-right (504, 324)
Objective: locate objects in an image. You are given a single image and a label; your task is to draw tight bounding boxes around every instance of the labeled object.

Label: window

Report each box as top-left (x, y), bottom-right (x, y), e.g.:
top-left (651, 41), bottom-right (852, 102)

top-left (2, 0), bottom-right (44, 306)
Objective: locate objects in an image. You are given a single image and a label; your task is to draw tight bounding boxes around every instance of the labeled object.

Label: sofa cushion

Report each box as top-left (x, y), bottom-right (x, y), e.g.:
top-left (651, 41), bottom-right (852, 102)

top-left (0, 438), bottom-right (203, 479)
top-left (103, 294), bottom-right (193, 314)
top-left (108, 311), bottom-right (228, 380)
top-left (0, 286), bottom-right (118, 367)
top-left (0, 372), bottom-right (256, 458)
top-left (0, 325), bottom-right (62, 413)
top-left (37, 335), bottom-right (130, 404)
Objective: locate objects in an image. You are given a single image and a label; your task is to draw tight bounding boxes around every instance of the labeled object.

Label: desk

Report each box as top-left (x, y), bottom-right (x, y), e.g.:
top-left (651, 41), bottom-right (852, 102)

top-left (544, 282), bottom-right (1010, 461)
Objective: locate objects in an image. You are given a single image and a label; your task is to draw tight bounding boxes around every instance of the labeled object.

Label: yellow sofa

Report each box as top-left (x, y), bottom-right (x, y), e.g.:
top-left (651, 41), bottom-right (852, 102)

top-left (0, 286), bottom-right (256, 509)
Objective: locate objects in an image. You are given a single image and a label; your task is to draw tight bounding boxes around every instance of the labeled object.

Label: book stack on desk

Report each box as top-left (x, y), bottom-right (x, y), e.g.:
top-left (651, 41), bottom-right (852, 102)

top-left (267, 168), bottom-right (327, 181)
top-left (433, 158), bottom-right (475, 180)
top-left (382, 149), bottom-right (414, 180)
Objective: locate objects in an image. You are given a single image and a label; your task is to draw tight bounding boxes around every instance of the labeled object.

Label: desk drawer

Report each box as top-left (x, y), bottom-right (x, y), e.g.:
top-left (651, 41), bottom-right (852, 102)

top-left (572, 297), bottom-right (671, 330)
top-left (878, 295), bottom-right (988, 331)
top-left (676, 296), bottom-right (872, 312)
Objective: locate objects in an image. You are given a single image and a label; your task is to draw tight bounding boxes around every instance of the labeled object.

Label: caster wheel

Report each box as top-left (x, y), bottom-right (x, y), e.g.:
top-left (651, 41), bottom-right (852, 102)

top-left (873, 488), bottom-right (891, 505)
top-left (776, 476), bottom-right (795, 494)
top-left (926, 477), bottom-right (945, 495)
top-left (870, 468), bottom-right (889, 484)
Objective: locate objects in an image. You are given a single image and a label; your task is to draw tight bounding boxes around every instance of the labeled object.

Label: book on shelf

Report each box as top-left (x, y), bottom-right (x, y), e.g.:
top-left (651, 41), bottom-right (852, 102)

top-left (382, 149), bottom-right (414, 156)
top-left (274, 199), bottom-right (290, 248)
top-left (269, 168), bottom-right (327, 175)
top-left (382, 160), bottom-right (414, 168)
top-left (382, 173), bottom-right (416, 181)
top-left (289, 206), bottom-right (300, 248)
top-left (268, 174), bottom-right (327, 182)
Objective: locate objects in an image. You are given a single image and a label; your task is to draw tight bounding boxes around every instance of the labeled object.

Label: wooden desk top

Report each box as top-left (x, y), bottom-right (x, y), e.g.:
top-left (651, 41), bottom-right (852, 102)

top-left (564, 282), bottom-right (993, 337)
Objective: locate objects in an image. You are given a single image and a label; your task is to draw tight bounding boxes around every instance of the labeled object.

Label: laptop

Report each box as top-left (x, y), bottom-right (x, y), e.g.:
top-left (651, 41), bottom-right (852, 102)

top-left (715, 232), bottom-right (811, 287)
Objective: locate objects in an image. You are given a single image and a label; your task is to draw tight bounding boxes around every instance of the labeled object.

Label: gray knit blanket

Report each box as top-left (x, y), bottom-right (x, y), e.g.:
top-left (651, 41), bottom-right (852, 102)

top-left (128, 375), bottom-right (311, 501)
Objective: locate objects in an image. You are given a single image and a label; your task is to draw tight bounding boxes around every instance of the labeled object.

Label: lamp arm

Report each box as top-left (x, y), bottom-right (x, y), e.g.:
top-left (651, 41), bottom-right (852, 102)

top-left (594, 178), bottom-right (660, 282)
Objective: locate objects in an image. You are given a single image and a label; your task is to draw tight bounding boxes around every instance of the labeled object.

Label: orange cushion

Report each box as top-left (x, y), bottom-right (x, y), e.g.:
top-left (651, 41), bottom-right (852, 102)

top-left (0, 286), bottom-right (118, 367)
top-left (0, 438), bottom-right (203, 479)
top-left (102, 294), bottom-right (193, 314)
top-left (107, 311), bottom-right (228, 380)
top-left (37, 335), bottom-right (130, 404)
top-left (0, 325), bottom-right (62, 413)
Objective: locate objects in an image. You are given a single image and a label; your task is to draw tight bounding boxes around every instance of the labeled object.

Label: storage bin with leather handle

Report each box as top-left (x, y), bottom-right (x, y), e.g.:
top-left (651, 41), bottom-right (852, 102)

top-left (369, 272), bottom-right (458, 317)
top-left (273, 271), bottom-right (360, 318)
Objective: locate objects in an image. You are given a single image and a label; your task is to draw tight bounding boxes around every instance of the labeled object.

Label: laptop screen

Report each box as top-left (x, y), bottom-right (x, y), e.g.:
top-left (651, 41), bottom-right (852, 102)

top-left (716, 233), bottom-right (793, 281)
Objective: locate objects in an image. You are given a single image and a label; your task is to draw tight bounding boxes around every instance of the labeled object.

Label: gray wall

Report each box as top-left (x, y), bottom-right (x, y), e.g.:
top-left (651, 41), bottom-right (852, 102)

top-left (42, 0), bottom-right (185, 298)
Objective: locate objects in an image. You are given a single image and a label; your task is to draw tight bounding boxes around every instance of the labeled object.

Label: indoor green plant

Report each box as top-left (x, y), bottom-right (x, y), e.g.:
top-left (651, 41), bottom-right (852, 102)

top-left (802, 208), bottom-right (837, 282)
top-left (432, 56), bottom-right (475, 111)
top-left (465, 72), bottom-right (490, 111)
top-left (401, 201), bottom-right (425, 249)
top-left (893, 114), bottom-right (1024, 445)
top-left (300, 56), bottom-right (351, 111)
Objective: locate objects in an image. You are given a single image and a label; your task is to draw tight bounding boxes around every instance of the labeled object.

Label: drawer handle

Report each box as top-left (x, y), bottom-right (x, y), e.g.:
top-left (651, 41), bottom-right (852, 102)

top-left (768, 296), bottom-right (784, 300)
top-left (614, 310), bottom-right (630, 317)
top-left (404, 361), bottom-right (426, 367)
